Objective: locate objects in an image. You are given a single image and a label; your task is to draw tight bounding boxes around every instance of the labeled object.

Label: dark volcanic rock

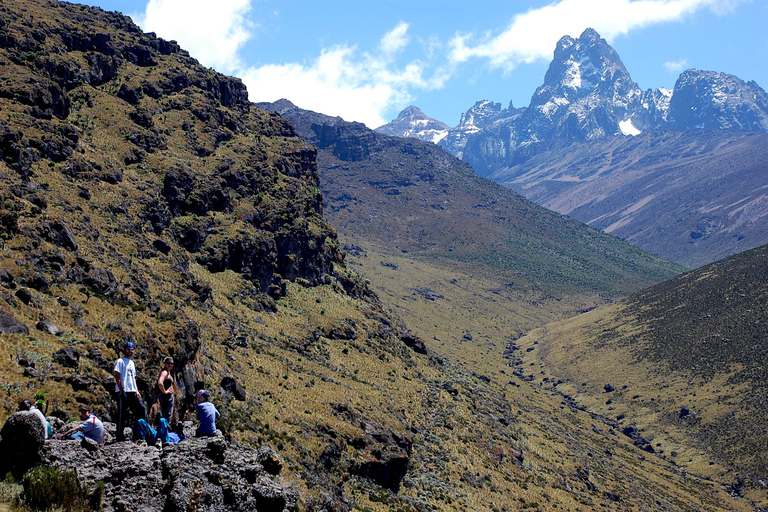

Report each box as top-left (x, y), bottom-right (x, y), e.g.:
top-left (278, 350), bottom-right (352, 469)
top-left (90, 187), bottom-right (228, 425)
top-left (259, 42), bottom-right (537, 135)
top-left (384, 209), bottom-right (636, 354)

top-left (36, 319), bottom-right (63, 336)
top-left (0, 411), bottom-right (46, 477)
top-left (39, 219), bottom-right (78, 251)
top-left (37, 430), bottom-right (299, 512)
top-left (256, 446), bottom-right (284, 476)
top-left (220, 376), bottom-right (246, 401)
top-left (0, 308), bottom-right (29, 334)
top-left (52, 346), bottom-right (80, 367)
top-left (0, 268), bottom-right (14, 288)
top-left (349, 423), bottom-right (412, 493)
top-left (400, 331), bottom-right (428, 354)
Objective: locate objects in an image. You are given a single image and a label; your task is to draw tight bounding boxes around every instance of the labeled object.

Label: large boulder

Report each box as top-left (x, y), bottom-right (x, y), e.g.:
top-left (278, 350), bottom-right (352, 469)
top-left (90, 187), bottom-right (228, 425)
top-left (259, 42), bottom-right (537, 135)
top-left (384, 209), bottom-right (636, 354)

top-left (220, 376), bottom-right (246, 401)
top-left (349, 422), bottom-right (412, 493)
top-left (0, 309), bottom-right (29, 334)
top-left (53, 346), bottom-right (80, 368)
top-left (0, 411), bottom-right (46, 477)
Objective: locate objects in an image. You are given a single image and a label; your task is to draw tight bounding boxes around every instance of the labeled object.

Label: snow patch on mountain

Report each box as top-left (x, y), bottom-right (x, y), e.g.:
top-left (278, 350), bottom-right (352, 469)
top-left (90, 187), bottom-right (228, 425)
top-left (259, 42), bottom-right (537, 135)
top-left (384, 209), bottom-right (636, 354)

top-left (619, 119), bottom-right (641, 136)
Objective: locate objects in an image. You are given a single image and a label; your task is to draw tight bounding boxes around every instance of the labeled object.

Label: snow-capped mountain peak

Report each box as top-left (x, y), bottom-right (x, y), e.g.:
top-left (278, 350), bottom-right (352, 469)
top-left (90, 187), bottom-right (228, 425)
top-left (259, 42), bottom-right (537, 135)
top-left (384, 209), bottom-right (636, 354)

top-left (374, 106), bottom-right (450, 144)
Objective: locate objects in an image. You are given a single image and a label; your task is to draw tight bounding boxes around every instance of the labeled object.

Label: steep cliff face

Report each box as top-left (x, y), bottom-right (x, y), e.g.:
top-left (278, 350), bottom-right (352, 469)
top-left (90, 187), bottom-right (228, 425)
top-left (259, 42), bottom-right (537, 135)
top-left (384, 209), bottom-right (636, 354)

top-left (0, 0), bottom-right (345, 424)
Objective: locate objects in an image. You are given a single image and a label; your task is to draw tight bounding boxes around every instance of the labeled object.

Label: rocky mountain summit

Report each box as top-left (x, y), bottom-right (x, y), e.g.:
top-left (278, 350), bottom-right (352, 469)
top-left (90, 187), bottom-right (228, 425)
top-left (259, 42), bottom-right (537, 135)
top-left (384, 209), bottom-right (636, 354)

top-left (373, 105), bottom-right (449, 144)
top-left (437, 100), bottom-right (523, 159)
top-left (667, 69), bottom-right (768, 130)
top-left (380, 28), bottom-right (768, 175)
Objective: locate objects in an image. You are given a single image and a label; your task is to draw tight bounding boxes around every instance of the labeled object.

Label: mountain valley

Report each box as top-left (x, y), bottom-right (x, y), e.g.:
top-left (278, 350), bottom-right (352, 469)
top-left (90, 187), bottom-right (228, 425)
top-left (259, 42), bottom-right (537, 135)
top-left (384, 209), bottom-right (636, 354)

top-left (0, 2), bottom-right (766, 512)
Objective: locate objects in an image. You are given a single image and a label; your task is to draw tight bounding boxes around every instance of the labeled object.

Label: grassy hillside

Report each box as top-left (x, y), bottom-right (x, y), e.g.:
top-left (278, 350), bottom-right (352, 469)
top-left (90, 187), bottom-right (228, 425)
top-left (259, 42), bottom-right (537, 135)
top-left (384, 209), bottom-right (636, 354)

top-left (517, 243), bottom-right (768, 508)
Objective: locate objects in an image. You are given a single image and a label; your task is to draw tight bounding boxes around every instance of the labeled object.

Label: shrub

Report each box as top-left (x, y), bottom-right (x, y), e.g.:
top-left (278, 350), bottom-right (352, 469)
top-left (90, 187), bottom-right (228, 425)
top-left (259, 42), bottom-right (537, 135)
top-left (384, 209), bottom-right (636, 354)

top-left (22, 466), bottom-right (89, 511)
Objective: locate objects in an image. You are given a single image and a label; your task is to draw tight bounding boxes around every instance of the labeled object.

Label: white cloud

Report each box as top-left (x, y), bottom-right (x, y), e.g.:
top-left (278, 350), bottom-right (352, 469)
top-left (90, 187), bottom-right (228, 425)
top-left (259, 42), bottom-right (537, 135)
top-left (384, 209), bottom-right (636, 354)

top-left (130, 0), bottom-right (745, 129)
top-left (132, 3), bottom-right (441, 128)
top-left (240, 24), bottom-right (448, 128)
top-left (135, 0), bottom-right (254, 74)
top-left (450, 0), bottom-right (741, 71)
top-left (380, 22), bottom-right (410, 55)
top-left (664, 58), bottom-right (689, 74)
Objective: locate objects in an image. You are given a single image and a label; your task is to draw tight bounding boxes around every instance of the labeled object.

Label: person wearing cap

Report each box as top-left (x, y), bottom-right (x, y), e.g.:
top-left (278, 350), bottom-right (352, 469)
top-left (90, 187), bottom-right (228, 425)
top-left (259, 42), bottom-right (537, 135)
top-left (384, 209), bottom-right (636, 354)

top-left (113, 341), bottom-right (146, 441)
top-left (61, 404), bottom-right (105, 446)
top-left (195, 390), bottom-right (220, 437)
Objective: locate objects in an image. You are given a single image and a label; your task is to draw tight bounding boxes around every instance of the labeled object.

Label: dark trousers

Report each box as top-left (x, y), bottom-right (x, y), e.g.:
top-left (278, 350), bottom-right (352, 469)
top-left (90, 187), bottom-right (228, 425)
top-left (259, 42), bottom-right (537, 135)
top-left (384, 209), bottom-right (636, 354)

top-left (114, 391), bottom-right (146, 441)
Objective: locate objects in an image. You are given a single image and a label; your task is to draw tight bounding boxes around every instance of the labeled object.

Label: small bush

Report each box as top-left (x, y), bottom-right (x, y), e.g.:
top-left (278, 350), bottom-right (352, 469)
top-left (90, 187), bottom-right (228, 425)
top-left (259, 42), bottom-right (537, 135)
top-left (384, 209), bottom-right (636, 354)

top-left (0, 476), bottom-right (23, 507)
top-left (22, 466), bottom-right (88, 511)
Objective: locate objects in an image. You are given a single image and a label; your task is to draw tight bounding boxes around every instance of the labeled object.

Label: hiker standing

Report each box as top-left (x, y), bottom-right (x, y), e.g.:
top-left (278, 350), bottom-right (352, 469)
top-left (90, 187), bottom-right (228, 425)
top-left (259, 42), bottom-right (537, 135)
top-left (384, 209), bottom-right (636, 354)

top-left (156, 356), bottom-right (175, 424)
top-left (113, 341), bottom-right (146, 441)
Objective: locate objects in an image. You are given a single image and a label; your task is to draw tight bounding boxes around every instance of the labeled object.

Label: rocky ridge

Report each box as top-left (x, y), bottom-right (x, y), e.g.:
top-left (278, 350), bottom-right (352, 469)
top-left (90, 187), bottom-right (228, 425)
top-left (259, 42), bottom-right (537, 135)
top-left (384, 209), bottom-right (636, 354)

top-left (380, 28), bottom-right (768, 176)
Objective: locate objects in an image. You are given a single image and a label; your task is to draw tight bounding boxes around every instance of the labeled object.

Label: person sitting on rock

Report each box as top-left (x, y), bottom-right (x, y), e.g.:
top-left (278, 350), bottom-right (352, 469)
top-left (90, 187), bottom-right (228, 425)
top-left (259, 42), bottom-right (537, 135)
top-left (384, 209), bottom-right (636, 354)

top-left (195, 390), bottom-right (220, 437)
top-left (113, 341), bottom-right (146, 441)
top-left (18, 398), bottom-right (49, 440)
top-left (61, 404), bottom-right (105, 446)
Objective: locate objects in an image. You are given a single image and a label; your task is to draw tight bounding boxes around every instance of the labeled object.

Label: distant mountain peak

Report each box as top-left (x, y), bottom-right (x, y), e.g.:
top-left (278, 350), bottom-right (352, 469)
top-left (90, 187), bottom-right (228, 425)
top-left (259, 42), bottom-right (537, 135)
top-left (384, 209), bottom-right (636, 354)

top-left (384, 27), bottom-right (768, 180)
top-left (536, 28), bottom-right (635, 106)
top-left (374, 105), bottom-right (450, 144)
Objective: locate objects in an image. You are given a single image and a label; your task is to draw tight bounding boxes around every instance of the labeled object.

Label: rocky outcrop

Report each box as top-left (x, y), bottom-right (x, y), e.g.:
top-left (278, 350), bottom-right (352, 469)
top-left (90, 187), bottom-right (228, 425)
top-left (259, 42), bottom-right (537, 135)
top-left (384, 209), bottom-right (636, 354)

top-left (38, 428), bottom-right (299, 512)
top-left (327, 402), bottom-right (412, 493)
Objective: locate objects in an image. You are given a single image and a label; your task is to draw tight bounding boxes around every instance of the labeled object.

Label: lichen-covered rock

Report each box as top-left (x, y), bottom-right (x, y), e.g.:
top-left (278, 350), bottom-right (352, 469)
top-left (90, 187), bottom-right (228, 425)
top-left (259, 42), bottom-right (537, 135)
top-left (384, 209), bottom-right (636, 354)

top-left (256, 446), bottom-right (283, 476)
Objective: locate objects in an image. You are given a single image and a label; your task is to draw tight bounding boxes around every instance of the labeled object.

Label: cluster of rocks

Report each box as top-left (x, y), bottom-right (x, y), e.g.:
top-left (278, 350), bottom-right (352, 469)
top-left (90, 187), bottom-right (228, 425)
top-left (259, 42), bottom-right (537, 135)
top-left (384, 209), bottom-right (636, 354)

top-left (0, 411), bottom-right (297, 512)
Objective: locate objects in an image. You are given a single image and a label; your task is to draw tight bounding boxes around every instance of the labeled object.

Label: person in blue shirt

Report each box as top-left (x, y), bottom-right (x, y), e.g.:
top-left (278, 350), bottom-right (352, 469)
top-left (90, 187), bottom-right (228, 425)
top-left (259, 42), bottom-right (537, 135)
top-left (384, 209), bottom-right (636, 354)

top-left (195, 389), bottom-right (220, 437)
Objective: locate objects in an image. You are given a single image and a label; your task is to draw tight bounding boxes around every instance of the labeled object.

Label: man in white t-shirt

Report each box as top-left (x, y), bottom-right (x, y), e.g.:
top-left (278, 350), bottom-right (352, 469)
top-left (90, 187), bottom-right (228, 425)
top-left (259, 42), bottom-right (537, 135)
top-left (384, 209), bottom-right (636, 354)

top-left (113, 341), bottom-right (146, 442)
top-left (62, 404), bottom-right (105, 445)
top-left (18, 398), bottom-right (48, 439)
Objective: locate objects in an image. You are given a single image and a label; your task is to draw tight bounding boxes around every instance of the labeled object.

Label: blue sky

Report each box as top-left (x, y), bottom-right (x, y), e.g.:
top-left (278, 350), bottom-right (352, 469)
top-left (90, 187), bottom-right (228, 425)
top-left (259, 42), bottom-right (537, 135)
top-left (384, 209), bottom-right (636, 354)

top-left (77, 0), bottom-right (767, 129)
